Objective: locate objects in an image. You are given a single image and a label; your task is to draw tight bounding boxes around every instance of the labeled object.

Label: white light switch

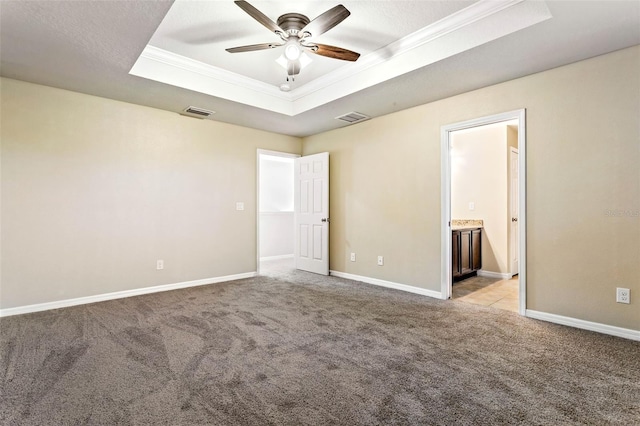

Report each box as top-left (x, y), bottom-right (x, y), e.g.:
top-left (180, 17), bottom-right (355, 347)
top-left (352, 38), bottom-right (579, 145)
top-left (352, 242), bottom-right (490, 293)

top-left (469, 202), bottom-right (475, 211)
top-left (236, 202), bottom-right (244, 211)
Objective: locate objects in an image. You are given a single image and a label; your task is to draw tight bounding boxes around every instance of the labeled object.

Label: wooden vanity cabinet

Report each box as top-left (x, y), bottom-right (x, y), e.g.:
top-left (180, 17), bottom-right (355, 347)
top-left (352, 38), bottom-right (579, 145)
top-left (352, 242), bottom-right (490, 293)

top-left (452, 228), bottom-right (482, 280)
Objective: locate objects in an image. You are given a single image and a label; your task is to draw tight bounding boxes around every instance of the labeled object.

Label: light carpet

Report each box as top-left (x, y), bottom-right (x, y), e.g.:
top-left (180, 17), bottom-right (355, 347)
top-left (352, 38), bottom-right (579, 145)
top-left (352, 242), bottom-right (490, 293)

top-left (1, 267), bottom-right (639, 425)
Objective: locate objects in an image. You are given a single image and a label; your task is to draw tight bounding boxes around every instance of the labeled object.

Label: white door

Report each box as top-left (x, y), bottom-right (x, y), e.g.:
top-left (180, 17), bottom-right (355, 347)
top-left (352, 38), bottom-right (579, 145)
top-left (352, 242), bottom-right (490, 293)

top-left (294, 152), bottom-right (329, 275)
top-left (510, 148), bottom-right (519, 275)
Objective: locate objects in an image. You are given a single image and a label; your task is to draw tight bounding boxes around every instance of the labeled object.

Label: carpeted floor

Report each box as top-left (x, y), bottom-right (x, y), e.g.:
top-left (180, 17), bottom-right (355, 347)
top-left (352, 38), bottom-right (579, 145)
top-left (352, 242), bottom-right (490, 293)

top-left (1, 264), bottom-right (639, 425)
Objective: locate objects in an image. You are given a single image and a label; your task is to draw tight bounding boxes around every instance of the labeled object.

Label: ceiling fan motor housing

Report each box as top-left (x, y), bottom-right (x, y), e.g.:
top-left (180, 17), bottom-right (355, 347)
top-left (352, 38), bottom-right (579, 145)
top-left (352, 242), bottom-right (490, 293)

top-left (277, 13), bottom-right (310, 36)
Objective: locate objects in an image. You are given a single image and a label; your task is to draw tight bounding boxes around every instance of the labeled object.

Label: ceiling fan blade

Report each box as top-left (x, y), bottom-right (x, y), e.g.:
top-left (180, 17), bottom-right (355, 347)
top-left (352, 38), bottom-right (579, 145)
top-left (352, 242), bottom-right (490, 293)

top-left (301, 5), bottom-right (350, 38)
top-left (226, 42), bottom-right (283, 53)
top-left (234, 1), bottom-right (286, 36)
top-left (311, 44), bottom-right (360, 62)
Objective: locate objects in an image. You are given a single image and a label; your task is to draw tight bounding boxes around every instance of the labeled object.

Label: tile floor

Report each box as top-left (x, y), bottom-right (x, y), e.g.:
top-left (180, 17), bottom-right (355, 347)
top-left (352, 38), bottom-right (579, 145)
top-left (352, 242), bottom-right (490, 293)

top-left (453, 275), bottom-right (519, 313)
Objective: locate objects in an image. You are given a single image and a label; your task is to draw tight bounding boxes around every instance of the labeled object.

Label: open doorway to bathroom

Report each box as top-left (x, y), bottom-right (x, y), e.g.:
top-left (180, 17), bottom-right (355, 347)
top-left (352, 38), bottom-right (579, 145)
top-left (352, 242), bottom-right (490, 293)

top-left (256, 150), bottom-right (298, 275)
top-left (441, 110), bottom-right (526, 315)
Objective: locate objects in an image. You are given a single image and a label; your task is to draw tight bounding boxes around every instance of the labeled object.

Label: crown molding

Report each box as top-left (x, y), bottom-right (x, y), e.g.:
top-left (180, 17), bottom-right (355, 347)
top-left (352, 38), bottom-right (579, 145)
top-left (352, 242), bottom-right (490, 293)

top-left (130, 45), bottom-right (295, 115)
top-left (140, 46), bottom-right (291, 101)
top-left (290, 0), bottom-right (551, 114)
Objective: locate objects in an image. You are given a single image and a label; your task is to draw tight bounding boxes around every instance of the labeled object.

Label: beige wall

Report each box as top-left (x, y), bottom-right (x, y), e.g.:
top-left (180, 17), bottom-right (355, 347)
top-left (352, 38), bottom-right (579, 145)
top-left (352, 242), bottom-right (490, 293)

top-left (451, 124), bottom-right (509, 274)
top-left (2, 47), bottom-right (638, 331)
top-left (303, 45), bottom-right (640, 330)
top-left (0, 78), bottom-right (301, 309)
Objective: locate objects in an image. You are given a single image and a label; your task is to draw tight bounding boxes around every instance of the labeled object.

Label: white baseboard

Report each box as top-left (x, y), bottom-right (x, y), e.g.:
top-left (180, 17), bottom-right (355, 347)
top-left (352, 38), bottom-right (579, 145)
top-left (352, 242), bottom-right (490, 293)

top-left (0, 272), bottom-right (257, 318)
top-left (526, 310), bottom-right (640, 341)
top-left (259, 254), bottom-right (294, 261)
top-left (329, 270), bottom-right (445, 300)
top-left (478, 270), bottom-right (513, 280)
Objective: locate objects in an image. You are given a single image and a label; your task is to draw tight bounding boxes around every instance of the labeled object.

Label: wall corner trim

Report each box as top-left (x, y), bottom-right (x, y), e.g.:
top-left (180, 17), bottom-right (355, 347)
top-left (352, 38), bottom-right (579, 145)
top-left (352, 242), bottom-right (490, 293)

top-left (525, 309), bottom-right (640, 341)
top-left (329, 270), bottom-right (445, 300)
top-left (0, 272), bottom-right (257, 317)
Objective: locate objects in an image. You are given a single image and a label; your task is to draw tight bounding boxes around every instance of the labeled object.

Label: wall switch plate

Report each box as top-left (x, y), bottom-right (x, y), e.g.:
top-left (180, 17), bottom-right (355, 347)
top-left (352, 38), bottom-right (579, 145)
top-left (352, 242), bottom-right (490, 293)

top-left (616, 288), bottom-right (630, 304)
top-left (377, 256), bottom-right (384, 266)
top-left (350, 253), bottom-right (356, 262)
top-left (236, 202), bottom-right (244, 211)
top-left (469, 202), bottom-right (475, 211)
top-left (157, 260), bottom-right (164, 270)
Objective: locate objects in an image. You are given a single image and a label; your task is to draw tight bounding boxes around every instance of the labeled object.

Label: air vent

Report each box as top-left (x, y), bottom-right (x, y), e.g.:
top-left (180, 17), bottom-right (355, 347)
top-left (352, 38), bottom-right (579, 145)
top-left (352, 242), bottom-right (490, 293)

top-left (335, 111), bottom-right (370, 124)
top-left (180, 106), bottom-right (216, 119)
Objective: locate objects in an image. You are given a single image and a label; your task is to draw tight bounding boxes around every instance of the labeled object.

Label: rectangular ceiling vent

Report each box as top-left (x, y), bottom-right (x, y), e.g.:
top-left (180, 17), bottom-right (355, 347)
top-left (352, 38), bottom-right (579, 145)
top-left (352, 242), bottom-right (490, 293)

top-left (335, 111), bottom-right (370, 124)
top-left (180, 106), bottom-right (216, 119)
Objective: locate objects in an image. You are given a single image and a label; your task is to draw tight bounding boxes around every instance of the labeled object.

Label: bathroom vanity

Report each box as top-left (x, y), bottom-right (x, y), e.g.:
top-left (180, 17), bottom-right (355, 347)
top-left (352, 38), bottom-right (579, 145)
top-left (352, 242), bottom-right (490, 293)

top-left (452, 220), bottom-right (482, 281)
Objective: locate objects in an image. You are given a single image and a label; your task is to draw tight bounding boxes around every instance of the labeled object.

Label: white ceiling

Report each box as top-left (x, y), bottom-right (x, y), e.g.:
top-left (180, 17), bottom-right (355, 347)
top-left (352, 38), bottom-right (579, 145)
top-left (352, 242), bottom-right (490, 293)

top-left (1, 1), bottom-right (639, 137)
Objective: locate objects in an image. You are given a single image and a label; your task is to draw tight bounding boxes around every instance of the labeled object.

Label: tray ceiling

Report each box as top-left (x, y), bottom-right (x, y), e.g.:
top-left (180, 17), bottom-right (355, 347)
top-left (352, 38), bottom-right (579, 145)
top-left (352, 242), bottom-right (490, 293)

top-left (146, 1), bottom-right (475, 86)
top-left (130, 0), bottom-right (552, 115)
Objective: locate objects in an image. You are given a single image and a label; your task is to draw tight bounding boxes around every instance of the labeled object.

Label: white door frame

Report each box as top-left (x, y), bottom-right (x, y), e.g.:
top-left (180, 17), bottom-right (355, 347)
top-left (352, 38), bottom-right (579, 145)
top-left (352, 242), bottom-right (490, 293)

top-left (440, 109), bottom-right (527, 315)
top-left (256, 149), bottom-right (300, 275)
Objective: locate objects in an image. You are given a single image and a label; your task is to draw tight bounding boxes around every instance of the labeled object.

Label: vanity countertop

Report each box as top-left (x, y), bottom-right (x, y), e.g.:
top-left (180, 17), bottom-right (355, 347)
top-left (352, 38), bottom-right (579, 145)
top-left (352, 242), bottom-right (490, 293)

top-left (451, 219), bottom-right (483, 231)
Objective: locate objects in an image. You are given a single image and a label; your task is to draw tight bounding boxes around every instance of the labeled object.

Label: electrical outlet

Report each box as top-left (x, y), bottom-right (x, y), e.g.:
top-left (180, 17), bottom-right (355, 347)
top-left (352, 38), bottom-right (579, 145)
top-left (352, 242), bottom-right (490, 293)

top-left (236, 202), bottom-right (244, 211)
top-left (377, 256), bottom-right (384, 266)
top-left (469, 202), bottom-right (475, 211)
top-left (157, 260), bottom-right (164, 270)
top-left (616, 288), bottom-right (630, 304)
top-left (350, 253), bottom-right (356, 262)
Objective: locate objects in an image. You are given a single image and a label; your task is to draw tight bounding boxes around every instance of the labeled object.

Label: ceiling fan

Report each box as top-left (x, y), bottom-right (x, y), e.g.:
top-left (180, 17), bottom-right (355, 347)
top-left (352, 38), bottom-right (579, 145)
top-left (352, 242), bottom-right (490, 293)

top-left (226, 1), bottom-right (360, 79)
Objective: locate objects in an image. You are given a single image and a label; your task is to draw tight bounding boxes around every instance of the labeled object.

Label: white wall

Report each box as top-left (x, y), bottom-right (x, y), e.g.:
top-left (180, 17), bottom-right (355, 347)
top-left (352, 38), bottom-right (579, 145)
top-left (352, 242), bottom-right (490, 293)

top-left (259, 155), bottom-right (294, 258)
top-left (259, 213), bottom-right (294, 258)
top-left (259, 156), bottom-right (294, 212)
top-left (451, 123), bottom-right (510, 275)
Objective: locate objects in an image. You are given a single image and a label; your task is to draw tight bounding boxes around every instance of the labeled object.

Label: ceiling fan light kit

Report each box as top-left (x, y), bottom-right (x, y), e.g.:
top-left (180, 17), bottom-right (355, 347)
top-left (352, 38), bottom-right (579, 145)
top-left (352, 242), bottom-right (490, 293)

top-left (284, 41), bottom-right (302, 61)
top-left (226, 1), bottom-right (360, 85)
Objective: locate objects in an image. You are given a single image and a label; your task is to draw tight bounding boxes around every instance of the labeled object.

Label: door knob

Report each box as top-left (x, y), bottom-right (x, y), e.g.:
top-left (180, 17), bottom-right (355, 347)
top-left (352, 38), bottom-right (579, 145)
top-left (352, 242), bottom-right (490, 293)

top-left (321, 218), bottom-right (330, 223)
top-left (512, 217), bottom-right (518, 222)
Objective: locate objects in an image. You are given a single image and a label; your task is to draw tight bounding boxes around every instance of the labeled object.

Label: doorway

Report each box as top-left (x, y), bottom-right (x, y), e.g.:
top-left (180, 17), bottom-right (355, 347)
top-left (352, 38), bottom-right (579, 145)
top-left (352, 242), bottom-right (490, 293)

top-left (440, 110), bottom-right (526, 315)
top-left (257, 150), bottom-right (330, 277)
top-left (256, 150), bottom-right (298, 275)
